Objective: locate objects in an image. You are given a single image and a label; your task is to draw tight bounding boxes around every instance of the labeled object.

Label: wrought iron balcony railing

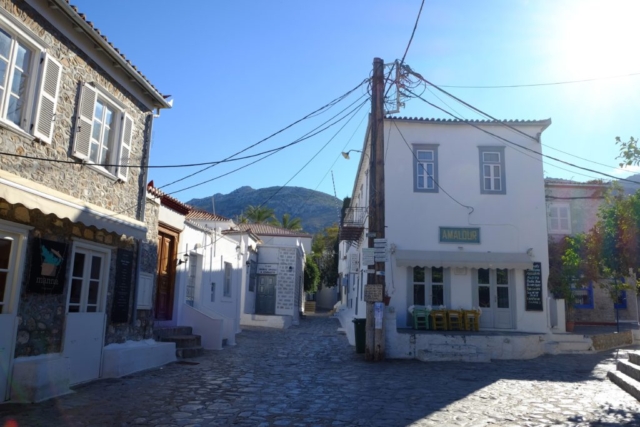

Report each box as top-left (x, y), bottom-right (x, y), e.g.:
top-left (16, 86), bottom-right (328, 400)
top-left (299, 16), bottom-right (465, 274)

top-left (339, 207), bottom-right (368, 242)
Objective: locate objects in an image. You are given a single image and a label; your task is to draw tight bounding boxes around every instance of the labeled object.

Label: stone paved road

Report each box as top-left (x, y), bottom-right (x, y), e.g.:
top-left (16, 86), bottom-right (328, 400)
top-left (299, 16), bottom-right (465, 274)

top-left (1, 312), bottom-right (639, 427)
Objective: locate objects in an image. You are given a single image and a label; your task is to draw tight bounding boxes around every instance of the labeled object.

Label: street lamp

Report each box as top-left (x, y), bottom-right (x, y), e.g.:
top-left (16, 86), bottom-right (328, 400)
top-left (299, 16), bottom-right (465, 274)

top-left (341, 149), bottom-right (363, 160)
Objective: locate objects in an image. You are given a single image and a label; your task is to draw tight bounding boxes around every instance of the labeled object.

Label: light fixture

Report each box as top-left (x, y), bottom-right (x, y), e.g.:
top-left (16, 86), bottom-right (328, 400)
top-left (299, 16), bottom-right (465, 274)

top-left (341, 149), bottom-right (362, 160)
top-left (236, 245), bottom-right (241, 254)
top-left (177, 253), bottom-right (189, 266)
top-left (289, 266), bottom-right (293, 271)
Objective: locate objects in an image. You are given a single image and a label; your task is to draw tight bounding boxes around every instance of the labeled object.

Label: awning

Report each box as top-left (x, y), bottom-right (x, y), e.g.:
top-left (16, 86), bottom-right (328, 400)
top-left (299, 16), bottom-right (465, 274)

top-left (395, 249), bottom-right (533, 270)
top-left (0, 169), bottom-right (147, 240)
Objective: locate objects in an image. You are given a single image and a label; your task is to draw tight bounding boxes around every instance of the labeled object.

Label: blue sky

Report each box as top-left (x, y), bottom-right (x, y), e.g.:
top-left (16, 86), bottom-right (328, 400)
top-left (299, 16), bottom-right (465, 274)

top-left (72, 0), bottom-right (640, 203)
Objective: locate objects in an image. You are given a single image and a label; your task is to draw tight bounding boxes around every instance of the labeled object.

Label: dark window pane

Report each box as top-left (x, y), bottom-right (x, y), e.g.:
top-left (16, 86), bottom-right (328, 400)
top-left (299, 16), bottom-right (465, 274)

top-left (86, 306), bottom-right (97, 313)
top-left (479, 285), bottom-right (490, 308)
top-left (431, 284), bottom-right (444, 306)
top-left (0, 271), bottom-right (7, 305)
top-left (88, 280), bottom-right (99, 305)
top-left (478, 268), bottom-right (490, 285)
top-left (413, 267), bottom-right (425, 283)
top-left (0, 238), bottom-right (12, 269)
top-left (432, 267), bottom-right (443, 283)
top-left (90, 256), bottom-right (101, 280)
top-left (69, 278), bottom-right (82, 305)
top-left (68, 305), bottom-right (79, 313)
top-left (72, 253), bottom-right (85, 278)
top-left (413, 284), bottom-right (425, 306)
top-left (497, 269), bottom-right (509, 285)
top-left (497, 286), bottom-right (509, 308)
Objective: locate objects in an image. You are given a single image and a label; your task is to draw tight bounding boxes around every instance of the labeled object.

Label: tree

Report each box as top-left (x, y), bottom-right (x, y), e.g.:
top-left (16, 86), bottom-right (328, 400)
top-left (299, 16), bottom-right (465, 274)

top-left (615, 136), bottom-right (640, 167)
top-left (271, 213), bottom-right (302, 231)
top-left (312, 223), bottom-right (339, 288)
top-left (244, 205), bottom-right (276, 224)
top-left (235, 214), bottom-right (249, 224)
top-left (304, 257), bottom-right (320, 293)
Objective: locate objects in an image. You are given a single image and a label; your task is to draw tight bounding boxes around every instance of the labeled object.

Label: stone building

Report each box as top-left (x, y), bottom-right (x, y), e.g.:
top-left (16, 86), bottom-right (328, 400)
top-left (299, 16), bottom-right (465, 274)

top-left (0, 0), bottom-right (172, 402)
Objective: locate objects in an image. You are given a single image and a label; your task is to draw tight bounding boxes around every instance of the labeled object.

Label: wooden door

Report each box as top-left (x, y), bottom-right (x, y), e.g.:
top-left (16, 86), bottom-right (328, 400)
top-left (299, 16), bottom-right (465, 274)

top-left (155, 231), bottom-right (177, 320)
top-left (256, 275), bottom-right (276, 315)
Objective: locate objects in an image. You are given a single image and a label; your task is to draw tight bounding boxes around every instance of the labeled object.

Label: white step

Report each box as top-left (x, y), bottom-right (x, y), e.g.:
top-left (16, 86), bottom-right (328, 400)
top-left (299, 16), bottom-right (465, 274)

top-left (417, 345), bottom-right (491, 363)
top-left (608, 370), bottom-right (640, 401)
top-left (630, 353), bottom-right (640, 365)
top-left (557, 340), bottom-right (593, 352)
top-left (618, 359), bottom-right (640, 382)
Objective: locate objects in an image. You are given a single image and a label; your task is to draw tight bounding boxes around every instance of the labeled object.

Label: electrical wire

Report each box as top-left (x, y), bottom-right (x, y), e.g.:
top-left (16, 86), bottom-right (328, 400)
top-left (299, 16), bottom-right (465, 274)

top-left (399, 0), bottom-right (425, 66)
top-left (256, 98), bottom-right (369, 209)
top-left (167, 98), bottom-right (369, 197)
top-left (159, 80), bottom-right (370, 189)
top-left (437, 71), bottom-right (640, 89)
top-left (402, 87), bottom-right (640, 186)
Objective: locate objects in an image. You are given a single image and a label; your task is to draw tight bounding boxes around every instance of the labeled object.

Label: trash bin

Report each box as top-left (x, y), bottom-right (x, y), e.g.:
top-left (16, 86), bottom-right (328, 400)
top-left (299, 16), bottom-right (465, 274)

top-left (352, 318), bottom-right (366, 354)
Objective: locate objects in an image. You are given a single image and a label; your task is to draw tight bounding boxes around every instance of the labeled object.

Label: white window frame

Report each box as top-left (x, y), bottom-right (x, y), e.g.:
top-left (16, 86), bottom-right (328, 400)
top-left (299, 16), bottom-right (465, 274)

top-left (223, 262), bottom-right (232, 298)
top-left (66, 240), bottom-right (112, 314)
top-left (0, 15), bottom-right (42, 135)
top-left (548, 203), bottom-right (571, 234)
top-left (72, 83), bottom-right (133, 181)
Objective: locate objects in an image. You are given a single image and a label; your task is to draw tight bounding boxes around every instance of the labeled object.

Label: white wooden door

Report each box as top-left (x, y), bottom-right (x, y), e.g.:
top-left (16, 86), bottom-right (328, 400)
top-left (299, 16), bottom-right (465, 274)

top-left (476, 268), bottom-right (513, 330)
top-left (0, 227), bottom-right (27, 401)
top-left (63, 245), bottom-right (109, 385)
top-left (63, 312), bottom-right (105, 385)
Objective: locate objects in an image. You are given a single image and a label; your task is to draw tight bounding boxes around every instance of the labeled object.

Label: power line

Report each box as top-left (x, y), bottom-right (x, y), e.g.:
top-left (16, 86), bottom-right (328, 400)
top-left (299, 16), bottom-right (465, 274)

top-left (257, 98), bottom-right (369, 209)
top-left (169, 98), bottom-right (370, 197)
top-left (403, 87), bottom-right (640, 186)
top-left (399, 0), bottom-right (425, 66)
top-left (159, 79), bottom-right (370, 189)
top-left (437, 71), bottom-right (640, 89)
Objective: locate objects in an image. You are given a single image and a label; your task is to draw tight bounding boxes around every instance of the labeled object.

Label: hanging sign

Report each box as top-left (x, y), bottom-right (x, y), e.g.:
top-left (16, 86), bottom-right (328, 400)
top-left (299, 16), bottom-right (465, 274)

top-left (364, 284), bottom-right (383, 302)
top-left (362, 248), bottom-right (376, 265)
top-left (28, 238), bottom-right (68, 294)
top-left (525, 262), bottom-right (543, 311)
top-left (439, 227), bottom-right (480, 244)
top-left (349, 254), bottom-right (360, 273)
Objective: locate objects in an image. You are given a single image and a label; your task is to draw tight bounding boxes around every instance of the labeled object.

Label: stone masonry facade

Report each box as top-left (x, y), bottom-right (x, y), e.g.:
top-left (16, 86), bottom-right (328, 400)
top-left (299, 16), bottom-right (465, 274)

top-left (276, 248), bottom-right (296, 314)
top-left (0, 0), bottom-right (152, 220)
top-left (572, 284), bottom-right (639, 324)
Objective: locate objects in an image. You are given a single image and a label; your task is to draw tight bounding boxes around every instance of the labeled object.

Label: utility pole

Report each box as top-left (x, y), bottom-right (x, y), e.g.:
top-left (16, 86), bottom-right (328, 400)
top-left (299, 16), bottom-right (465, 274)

top-left (365, 57), bottom-right (386, 361)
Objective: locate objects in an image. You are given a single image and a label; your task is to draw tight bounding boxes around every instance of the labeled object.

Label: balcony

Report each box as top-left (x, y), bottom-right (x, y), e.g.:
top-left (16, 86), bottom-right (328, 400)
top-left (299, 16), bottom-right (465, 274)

top-left (339, 207), bottom-right (368, 242)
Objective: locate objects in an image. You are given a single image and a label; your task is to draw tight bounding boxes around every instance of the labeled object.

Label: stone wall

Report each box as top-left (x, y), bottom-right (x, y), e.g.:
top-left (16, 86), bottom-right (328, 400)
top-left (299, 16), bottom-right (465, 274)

top-left (1, 200), bottom-right (135, 357)
top-left (573, 284), bottom-right (638, 324)
top-left (0, 0), bottom-right (151, 221)
top-left (276, 248), bottom-right (296, 314)
top-left (591, 330), bottom-right (633, 351)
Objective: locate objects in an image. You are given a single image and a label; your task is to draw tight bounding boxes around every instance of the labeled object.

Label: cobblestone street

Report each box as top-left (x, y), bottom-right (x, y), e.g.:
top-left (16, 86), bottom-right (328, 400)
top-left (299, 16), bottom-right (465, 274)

top-left (1, 313), bottom-right (639, 427)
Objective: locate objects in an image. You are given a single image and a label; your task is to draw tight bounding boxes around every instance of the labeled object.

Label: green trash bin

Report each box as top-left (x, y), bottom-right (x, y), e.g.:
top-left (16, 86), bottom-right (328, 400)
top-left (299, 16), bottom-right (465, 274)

top-left (353, 318), bottom-right (366, 354)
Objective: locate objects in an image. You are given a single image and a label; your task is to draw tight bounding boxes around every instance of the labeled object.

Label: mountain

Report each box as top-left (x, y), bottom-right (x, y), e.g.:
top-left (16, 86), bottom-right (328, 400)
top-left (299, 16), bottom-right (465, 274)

top-left (620, 173), bottom-right (640, 196)
top-left (186, 186), bottom-right (342, 234)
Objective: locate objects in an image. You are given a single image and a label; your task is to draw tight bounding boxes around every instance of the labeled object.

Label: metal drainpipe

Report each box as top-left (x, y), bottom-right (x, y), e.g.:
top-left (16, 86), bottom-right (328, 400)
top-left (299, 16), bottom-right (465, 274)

top-left (132, 112), bottom-right (155, 327)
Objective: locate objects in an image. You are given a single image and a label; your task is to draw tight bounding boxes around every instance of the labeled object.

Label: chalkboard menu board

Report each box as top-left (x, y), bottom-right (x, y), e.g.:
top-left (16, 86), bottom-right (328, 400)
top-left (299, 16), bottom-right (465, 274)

top-left (111, 249), bottom-right (134, 323)
top-left (525, 262), bottom-right (543, 311)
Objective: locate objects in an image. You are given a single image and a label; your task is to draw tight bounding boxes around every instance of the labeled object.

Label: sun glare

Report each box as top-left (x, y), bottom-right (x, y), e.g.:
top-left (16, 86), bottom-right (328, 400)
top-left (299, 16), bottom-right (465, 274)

top-left (556, 1), bottom-right (640, 79)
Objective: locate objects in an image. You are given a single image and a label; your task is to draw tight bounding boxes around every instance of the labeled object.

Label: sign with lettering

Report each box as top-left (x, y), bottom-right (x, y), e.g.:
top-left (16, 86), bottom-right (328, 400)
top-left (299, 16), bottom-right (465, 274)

top-left (28, 238), bottom-right (68, 294)
top-left (364, 284), bottom-right (383, 302)
top-left (349, 254), bottom-right (360, 273)
top-left (257, 263), bottom-right (278, 275)
top-left (525, 262), bottom-right (543, 311)
top-left (111, 249), bottom-right (135, 323)
top-left (439, 227), bottom-right (480, 244)
top-left (362, 248), bottom-right (376, 265)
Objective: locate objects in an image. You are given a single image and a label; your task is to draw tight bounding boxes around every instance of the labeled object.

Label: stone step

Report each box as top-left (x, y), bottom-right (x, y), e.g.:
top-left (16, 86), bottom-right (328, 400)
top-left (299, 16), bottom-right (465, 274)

top-left (160, 334), bottom-right (201, 349)
top-left (305, 301), bottom-right (316, 313)
top-left (416, 345), bottom-right (491, 363)
top-left (544, 342), bottom-right (560, 355)
top-left (549, 333), bottom-right (590, 342)
top-left (176, 346), bottom-right (204, 359)
top-left (629, 353), bottom-right (640, 366)
top-left (608, 370), bottom-right (640, 401)
top-left (618, 360), bottom-right (640, 382)
top-left (153, 326), bottom-right (193, 340)
top-left (557, 341), bottom-right (593, 353)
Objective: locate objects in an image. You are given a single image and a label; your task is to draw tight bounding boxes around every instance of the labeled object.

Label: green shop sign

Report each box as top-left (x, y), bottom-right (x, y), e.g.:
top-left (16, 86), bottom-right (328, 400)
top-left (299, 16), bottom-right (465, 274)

top-left (439, 227), bottom-right (480, 244)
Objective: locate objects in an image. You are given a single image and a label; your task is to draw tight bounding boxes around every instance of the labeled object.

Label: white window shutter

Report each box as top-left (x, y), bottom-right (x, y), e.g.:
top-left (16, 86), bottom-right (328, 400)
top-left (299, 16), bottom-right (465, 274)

top-left (72, 83), bottom-right (97, 160)
top-left (32, 53), bottom-right (62, 144)
top-left (117, 114), bottom-right (133, 181)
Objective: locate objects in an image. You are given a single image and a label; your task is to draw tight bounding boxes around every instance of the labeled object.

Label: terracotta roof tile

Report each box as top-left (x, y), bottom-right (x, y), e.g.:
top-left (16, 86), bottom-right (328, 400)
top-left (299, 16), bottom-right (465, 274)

top-left (386, 116), bottom-right (551, 125)
top-left (186, 208), bottom-right (230, 222)
top-left (234, 223), bottom-right (311, 238)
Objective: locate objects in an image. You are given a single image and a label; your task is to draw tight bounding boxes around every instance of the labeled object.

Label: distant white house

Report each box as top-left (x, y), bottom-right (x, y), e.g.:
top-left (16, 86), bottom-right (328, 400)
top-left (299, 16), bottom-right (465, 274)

top-left (337, 116), bottom-right (556, 359)
top-left (229, 223), bottom-right (312, 329)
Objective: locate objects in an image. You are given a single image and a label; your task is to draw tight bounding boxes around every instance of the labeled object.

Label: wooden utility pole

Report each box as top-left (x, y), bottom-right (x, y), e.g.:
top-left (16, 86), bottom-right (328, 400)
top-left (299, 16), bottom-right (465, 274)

top-left (365, 57), bottom-right (386, 361)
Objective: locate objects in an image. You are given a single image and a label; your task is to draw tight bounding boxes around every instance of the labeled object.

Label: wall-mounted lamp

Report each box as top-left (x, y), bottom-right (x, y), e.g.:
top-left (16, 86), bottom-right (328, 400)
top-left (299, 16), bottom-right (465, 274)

top-left (236, 245), bottom-right (241, 254)
top-left (177, 253), bottom-right (189, 266)
top-left (341, 149), bottom-right (362, 160)
top-left (526, 248), bottom-right (534, 257)
top-left (288, 266), bottom-right (293, 271)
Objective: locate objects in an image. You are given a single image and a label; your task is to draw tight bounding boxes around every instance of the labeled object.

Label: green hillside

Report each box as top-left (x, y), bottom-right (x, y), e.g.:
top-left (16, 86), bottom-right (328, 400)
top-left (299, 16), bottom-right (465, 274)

top-left (186, 186), bottom-right (342, 234)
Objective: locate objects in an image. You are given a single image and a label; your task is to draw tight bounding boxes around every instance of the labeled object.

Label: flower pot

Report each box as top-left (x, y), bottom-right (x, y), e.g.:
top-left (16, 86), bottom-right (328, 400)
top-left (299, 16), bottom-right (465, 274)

top-left (383, 295), bottom-right (391, 306)
top-left (566, 320), bottom-right (575, 332)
